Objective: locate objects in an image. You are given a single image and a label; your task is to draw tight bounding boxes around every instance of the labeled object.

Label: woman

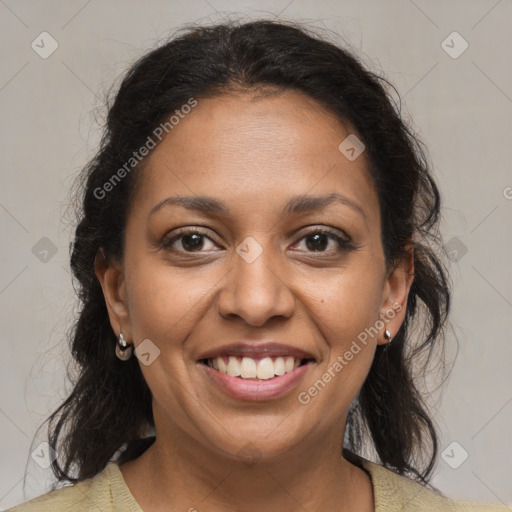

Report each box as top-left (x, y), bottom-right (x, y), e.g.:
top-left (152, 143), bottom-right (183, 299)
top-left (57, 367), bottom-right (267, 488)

top-left (8, 19), bottom-right (508, 511)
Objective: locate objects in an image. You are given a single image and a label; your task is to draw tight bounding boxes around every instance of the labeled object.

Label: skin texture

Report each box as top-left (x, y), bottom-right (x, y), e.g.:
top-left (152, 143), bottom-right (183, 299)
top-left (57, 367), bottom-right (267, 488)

top-left (95, 90), bottom-right (414, 511)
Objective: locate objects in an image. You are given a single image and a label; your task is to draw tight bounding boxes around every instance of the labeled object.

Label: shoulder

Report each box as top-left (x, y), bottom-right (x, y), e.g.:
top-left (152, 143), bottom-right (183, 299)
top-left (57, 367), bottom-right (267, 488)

top-left (5, 463), bottom-right (142, 512)
top-left (360, 458), bottom-right (509, 512)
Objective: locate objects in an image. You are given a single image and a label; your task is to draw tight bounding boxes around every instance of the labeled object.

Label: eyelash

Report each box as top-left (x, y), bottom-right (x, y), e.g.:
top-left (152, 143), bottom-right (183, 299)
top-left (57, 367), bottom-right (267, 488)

top-left (161, 227), bottom-right (356, 255)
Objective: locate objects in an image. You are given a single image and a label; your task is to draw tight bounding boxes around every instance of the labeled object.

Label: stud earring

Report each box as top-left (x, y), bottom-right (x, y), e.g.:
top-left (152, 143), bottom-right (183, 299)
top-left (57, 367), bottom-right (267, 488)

top-left (115, 332), bottom-right (133, 361)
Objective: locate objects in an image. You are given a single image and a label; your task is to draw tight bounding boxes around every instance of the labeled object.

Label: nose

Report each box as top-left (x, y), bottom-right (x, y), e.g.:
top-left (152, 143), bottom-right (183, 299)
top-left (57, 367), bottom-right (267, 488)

top-left (216, 240), bottom-right (295, 327)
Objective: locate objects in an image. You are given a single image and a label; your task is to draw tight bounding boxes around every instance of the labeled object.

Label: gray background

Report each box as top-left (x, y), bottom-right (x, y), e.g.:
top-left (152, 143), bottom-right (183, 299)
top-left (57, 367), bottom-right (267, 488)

top-left (1, 0), bottom-right (511, 509)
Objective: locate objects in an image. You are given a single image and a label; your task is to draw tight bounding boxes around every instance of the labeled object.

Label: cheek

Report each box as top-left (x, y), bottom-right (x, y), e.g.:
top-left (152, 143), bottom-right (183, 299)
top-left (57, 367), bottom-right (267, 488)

top-left (297, 262), bottom-right (383, 340)
top-left (124, 252), bottom-right (223, 350)
top-left (294, 265), bottom-right (382, 388)
top-left (296, 280), bottom-right (379, 420)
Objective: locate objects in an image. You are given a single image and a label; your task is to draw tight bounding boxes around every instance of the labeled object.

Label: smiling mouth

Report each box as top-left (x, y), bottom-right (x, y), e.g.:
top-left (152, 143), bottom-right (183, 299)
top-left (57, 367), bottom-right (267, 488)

top-left (199, 356), bottom-right (315, 380)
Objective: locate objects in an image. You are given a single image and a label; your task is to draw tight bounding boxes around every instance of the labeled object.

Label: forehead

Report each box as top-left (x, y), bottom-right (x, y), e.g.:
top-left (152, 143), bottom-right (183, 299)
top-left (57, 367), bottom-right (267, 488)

top-left (130, 90), bottom-right (380, 229)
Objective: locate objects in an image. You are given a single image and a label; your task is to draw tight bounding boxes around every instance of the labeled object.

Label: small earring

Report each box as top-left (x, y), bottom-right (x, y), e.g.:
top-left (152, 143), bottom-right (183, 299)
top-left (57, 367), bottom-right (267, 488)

top-left (384, 329), bottom-right (392, 346)
top-left (115, 333), bottom-right (133, 361)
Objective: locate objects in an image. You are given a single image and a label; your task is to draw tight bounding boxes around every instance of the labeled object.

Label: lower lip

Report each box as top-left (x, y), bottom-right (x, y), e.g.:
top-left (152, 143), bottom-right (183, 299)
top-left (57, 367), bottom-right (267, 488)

top-left (198, 362), bottom-right (313, 401)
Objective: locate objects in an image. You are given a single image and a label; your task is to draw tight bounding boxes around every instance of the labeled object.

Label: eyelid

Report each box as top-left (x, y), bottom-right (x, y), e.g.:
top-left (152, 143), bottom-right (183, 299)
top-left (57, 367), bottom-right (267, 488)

top-left (297, 225), bottom-right (351, 242)
top-left (161, 226), bottom-right (220, 249)
top-left (291, 227), bottom-right (355, 252)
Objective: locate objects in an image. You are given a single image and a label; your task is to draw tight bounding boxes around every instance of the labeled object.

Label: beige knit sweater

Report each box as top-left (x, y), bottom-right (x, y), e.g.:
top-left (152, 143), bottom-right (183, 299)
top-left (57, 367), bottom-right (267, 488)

top-left (6, 458), bottom-right (509, 511)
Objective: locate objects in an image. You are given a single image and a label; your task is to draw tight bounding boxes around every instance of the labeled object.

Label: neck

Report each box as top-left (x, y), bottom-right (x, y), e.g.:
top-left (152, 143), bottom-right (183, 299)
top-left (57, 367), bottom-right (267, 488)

top-left (120, 422), bottom-right (374, 511)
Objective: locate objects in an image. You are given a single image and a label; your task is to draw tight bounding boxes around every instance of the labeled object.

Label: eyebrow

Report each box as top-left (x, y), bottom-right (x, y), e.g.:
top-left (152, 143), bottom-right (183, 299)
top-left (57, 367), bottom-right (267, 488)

top-left (149, 192), bottom-right (368, 225)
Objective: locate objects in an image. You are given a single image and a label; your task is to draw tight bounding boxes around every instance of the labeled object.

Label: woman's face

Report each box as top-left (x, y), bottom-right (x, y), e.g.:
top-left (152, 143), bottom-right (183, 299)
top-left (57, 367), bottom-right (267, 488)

top-left (98, 90), bottom-right (413, 462)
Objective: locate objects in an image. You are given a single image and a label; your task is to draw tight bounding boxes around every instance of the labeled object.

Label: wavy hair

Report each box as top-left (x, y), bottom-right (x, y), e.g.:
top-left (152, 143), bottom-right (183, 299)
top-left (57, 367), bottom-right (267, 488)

top-left (39, 18), bottom-right (451, 487)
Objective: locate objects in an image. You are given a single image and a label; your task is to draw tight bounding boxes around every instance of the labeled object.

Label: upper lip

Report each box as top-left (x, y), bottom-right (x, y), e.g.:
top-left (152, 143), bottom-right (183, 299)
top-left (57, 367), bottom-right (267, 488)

top-left (197, 342), bottom-right (316, 361)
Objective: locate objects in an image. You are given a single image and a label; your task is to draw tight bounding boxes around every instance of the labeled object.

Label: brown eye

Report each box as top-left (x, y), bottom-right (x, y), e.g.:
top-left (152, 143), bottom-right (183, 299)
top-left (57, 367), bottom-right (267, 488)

top-left (292, 229), bottom-right (354, 254)
top-left (161, 229), bottom-right (218, 253)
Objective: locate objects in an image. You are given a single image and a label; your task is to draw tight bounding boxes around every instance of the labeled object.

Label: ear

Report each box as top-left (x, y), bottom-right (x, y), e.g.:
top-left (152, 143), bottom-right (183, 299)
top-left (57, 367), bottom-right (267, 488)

top-left (94, 249), bottom-right (132, 342)
top-left (377, 243), bottom-right (414, 345)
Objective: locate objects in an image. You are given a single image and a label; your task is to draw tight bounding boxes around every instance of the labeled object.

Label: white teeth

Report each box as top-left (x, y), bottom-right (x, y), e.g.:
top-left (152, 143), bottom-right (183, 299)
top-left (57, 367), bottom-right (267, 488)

top-left (227, 356), bottom-right (241, 377)
top-left (274, 357), bottom-right (286, 376)
top-left (256, 357), bottom-right (275, 380)
top-left (210, 355), bottom-right (309, 379)
top-left (240, 357), bottom-right (257, 378)
top-left (218, 357), bottom-right (228, 373)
